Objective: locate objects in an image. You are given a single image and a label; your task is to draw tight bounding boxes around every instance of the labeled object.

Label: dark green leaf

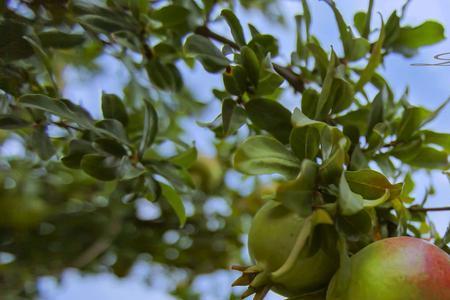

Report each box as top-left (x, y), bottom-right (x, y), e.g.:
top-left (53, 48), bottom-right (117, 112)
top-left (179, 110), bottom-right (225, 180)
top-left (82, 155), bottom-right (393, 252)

top-left (146, 60), bottom-right (182, 91)
top-left (80, 154), bottom-right (119, 181)
top-left (139, 100), bottom-right (158, 156)
top-left (222, 65), bottom-right (247, 96)
top-left (38, 30), bottom-right (85, 49)
top-left (0, 115), bottom-right (31, 129)
top-left (366, 90), bottom-right (384, 137)
top-left (301, 89), bottom-right (319, 119)
top-left (240, 46), bottom-right (260, 86)
top-left (221, 9), bottom-right (246, 46)
top-left (152, 5), bottom-right (190, 27)
top-left (0, 20), bottom-right (34, 61)
top-left (184, 35), bottom-right (230, 73)
top-left (61, 139), bottom-right (95, 169)
top-left (94, 138), bottom-right (128, 157)
top-left (101, 93), bottom-right (128, 126)
top-left (245, 98), bottom-right (292, 144)
top-left (397, 106), bottom-right (431, 141)
top-left (222, 98), bottom-right (246, 136)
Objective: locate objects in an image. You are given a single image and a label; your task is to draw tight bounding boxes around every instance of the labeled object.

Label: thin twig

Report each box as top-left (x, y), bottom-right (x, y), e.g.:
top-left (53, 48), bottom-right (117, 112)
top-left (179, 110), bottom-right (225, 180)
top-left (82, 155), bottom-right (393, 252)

top-left (409, 206), bottom-right (450, 212)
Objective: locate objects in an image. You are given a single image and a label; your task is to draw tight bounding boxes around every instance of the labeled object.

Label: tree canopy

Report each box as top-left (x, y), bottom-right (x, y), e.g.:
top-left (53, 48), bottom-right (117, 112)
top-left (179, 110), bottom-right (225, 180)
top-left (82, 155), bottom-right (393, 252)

top-left (0, 0), bottom-right (449, 299)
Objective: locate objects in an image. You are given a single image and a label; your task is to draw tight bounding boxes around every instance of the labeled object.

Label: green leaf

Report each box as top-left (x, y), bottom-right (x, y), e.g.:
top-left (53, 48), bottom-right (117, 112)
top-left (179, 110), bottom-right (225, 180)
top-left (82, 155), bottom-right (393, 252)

top-left (80, 154), bottom-right (119, 181)
top-left (151, 5), bottom-right (190, 27)
top-left (348, 37), bottom-right (370, 61)
top-left (301, 89), bottom-right (319, 119)
top-left (184, 34), bottom-right (230, 73)
top-left (61, 139), bottom-right (95, 169)
top-left (19, 94), bottom-right (93, 128)
top-left (321, 126), bottom-right (349, 161)
top-left (290, 126), bottom-right (320, 161)
top-left (292, 108), bottom-right (326, 129)
top-left (335, 108), bottom-right (370, 135)
top-left (95, 119), bottom-right (128, 143)
top-left (355, 17), bottom-right (385, 91)
top-left (366, 90), bottom-right (384, 137)
top-left (221, 9), bottom-right (246, 46)
top-left (384, 12), bottom-right (401, 48)
top-left (0, 115), bottom-right (31, 129)
top-left (394, 146), bottom-right (449, 169)
top-left (255, 70), bottom-right (283, 96)
top-left (421, 130), bottom-right (450, 152)
top-left (94, 138), bottom-right (128, 157)
top-left (393, 21), bottom-right (445, 49)
top-left (397, 106), bottom-right (431, 141)
top-left (222, 65), bottom-right (247, 96)
top-left (276, 160), bottom-right (318, 217)
top-left (169, 146), bottom-right (197, 169)
top-left (150, 161), bottom-right (194, 192)
top-left (222, 98), bottom-right (246, 136)
top-left (320, 146), bottom-right (345, 185)
top-left (38, 30), bottom-right (85, 49)
top-left (338, 172), bottom-right (390, 216)
top-left (245, 98), bottom-right (292, 144)
top-left (323, 0), bottom-right (352, 57)
top-left (78, 15), bottom-right (126, 34)
top-left (233, 136), bottom-right (300, 178)
top-left (345, 169), bottom-right (402, 199)
top-left (354, 12), bottom-right (366, 36)
top-left (31, 127), bottom-right (56, 161)
top-left (160, 182), bottom-right (186, 227)
top-left (146, 60), bottom-right (182, 91)
top-left (0, 19), bottom-right (34, 61)
top-left (330, 78), bottom-right (355, 114)
top-left (315, 50), bottom-right (336, 119)
top-left (240, 46), bottom-right (260, 86)
top-left (101, 93), bottom-right (128, 126)
top-left (139, 100), bottom-right (158, 157)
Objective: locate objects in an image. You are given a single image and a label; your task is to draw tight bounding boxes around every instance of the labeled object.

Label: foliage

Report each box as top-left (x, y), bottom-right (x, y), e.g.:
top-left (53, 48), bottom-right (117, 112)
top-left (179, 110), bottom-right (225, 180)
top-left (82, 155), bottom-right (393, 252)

top-left (0, 0), bottom-right (449, 299)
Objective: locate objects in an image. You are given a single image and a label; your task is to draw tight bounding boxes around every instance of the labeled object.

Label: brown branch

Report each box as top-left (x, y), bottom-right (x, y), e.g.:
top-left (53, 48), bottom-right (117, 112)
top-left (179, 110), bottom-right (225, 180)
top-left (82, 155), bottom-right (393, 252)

top-left (195, 26), bottom-right (240, 50)
top-left (409, 206), bottom-right (450, 212)
top-left (194, 26), bottom-right (305, 93)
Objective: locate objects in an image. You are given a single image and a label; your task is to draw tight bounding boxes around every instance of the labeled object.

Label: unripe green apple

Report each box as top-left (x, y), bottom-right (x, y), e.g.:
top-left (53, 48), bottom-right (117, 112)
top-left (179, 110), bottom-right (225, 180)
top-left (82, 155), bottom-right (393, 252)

top-left (247, 201), bottom-right (338, 297)
top-left (327, 236), bottom-right (450, 300)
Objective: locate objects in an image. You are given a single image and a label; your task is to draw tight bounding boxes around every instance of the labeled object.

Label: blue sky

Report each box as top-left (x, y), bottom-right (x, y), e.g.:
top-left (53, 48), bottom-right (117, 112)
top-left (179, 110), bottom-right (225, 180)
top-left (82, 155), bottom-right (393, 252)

top-left (39, 1), bottom-right (450, 299)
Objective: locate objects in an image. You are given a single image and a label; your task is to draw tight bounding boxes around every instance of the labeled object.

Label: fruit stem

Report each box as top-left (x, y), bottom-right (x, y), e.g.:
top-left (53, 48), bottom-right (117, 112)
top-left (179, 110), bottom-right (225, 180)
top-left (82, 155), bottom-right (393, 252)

top-left (271, 215), bottom-right (313, 279)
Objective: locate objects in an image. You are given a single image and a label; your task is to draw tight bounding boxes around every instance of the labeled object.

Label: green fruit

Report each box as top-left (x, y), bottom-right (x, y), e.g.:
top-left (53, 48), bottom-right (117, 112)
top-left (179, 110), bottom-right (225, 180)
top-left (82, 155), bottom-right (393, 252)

top-left (246, 201), bottom-right (338, 298)
top-left (327, 236), bottom-right (450, 300)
